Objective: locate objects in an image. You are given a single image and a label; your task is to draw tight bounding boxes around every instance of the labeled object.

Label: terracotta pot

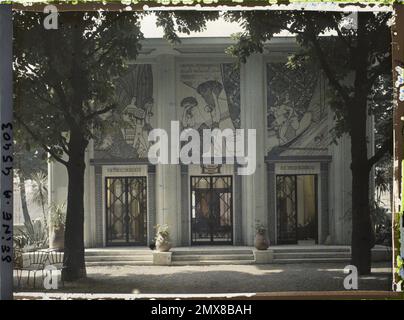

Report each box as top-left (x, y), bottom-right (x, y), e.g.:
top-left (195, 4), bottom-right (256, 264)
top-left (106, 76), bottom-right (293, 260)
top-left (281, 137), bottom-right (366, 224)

top-left (155, 237), bottom-right (172, 252)
top-left (254, 233), bottom-right (269, 250)
top-left (49, 226), bottom-right (65, 250)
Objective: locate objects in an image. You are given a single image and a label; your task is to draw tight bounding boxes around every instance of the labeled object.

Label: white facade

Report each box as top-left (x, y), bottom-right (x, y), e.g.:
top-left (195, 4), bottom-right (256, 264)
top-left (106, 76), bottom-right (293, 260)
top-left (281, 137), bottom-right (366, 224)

top-left (49, 37), bottom-right (374, 247)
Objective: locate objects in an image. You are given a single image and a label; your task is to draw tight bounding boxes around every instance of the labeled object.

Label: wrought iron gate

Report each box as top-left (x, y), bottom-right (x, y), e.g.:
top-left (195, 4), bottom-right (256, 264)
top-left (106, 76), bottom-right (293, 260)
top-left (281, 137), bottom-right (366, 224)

top-left (190, 176), bottom-right (233, 245)
top-left (276, 175), bottom-right (297, 244)
top-left (105, 177), bottom-right (147, 246)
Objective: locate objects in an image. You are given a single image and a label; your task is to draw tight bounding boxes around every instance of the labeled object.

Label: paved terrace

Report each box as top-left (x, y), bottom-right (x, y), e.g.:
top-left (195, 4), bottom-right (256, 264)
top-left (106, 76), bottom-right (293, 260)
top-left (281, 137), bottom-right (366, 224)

top-left (14, 261), bottom-right (392, 294)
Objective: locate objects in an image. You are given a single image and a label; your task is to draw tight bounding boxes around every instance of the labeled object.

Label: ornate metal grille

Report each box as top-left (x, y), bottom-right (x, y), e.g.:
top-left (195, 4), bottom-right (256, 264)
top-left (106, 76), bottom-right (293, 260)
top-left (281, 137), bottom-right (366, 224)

top-left (105, 177), bottom-right (147, 246)
top-left (191, 176), bottom-right (233, 245)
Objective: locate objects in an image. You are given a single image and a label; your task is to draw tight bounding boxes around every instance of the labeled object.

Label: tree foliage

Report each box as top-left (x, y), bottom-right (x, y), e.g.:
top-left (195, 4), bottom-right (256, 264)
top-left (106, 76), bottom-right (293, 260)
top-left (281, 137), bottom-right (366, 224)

top-left (226, 11), bottom-right (392, 155)
top-left (13, 10), bottom-right (219, 280)
top-left (225, 11), bottom-right (392, 274)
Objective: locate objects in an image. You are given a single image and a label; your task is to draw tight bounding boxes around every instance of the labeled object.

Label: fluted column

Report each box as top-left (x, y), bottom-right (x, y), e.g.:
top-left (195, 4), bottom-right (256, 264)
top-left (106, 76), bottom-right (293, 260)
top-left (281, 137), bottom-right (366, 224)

top-left (155, 55), bottom-right (181, 245)
top-left (240, 54), bottom-right (267, 245)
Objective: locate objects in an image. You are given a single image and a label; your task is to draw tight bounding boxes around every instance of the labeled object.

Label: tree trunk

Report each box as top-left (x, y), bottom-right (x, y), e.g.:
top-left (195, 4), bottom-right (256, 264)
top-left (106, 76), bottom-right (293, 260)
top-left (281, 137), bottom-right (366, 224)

top-left (61, 131), bottom-right (88, 281)
top-left (61, 15), bottom-right (89, 281)
top-left (18, 172), bottom-right (33, 234)
top-left (349, 98), bottom-right (372, 275)
top-left (38, 183), bottom-right (47, 223)
top-left (37, 181), bottom-right (48, 233)
top-left (349, 12), bottom-right (373, 276)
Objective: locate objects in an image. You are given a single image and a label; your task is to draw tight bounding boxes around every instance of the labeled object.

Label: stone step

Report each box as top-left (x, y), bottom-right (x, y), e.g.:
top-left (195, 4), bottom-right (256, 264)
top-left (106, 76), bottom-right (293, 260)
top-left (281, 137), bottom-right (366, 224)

top-left (85, 249), bottom-right (151, 256)
top-left (273, 252), bottom-right (351, 259)
top-left (271, 248), bottom-right (350, 254)
top-left (171, 259), bottom-right (256, 266)
top-left (271, 257), bottom-right (350, 264)
top-left (172, 250), bottom-right (253, 256)
top-left (172, 254), bottom-right (254, 261)
top-left (85, 255), bottom-right (153, 262)
top-left (85, 260), bottom-right (153, 267)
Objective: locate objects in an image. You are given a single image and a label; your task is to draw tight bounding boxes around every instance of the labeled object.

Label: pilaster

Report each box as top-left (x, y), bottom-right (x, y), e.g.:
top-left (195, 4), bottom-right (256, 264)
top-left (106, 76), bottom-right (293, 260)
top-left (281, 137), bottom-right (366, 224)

top-left (240, 54), bottom-right (267, 245)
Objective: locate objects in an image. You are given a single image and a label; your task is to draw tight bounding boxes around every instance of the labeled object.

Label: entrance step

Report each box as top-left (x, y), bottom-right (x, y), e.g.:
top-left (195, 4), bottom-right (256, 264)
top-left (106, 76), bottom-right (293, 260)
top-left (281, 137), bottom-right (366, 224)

top-left (85, 248), bottom-right (153, 266)
top-left (85, 255), bottom-right (153, 262)
top-left (86, 260), bottom-right (153, 267)
top-left (82, 246), bottom-right (389, 266)
top-left (172, 259), bottom-right (256, 266)
top-left (272, 247), bottom-right (350, 253)
top-left (171, 248), bottom-right (255, 265)
top-left (173, 249), bottom-right (253, 256)
top-left (271, 246), bottom-right (351, 264)
top-left (172, 254), bottom-right (255, 261)
top-left (85, 249), bottom-right (151, 256)
top-left (273, 252), bottom-right (351, 260)
top-left (272, 257), bottom-right (351, 264)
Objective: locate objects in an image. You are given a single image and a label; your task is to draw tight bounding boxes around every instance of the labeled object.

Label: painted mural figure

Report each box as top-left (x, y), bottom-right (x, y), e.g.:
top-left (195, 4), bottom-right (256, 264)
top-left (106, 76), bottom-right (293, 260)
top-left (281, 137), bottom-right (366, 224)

top-left (94, 64), bottom-right (155, 160)
top-left (181, 97), bottom-right (202, 130)
top-left (180, 80), bottom-right (225, 132)
top-left (266, 63), bottom-right (327, 155)
top-left (122, 96), bottom-right (154, 157)
top-left (196, 80), bottom-right (223, 128)
top-left (178, 64), bottom-right (240, 133)
top-left (269, 93), bottom-right (312, 145)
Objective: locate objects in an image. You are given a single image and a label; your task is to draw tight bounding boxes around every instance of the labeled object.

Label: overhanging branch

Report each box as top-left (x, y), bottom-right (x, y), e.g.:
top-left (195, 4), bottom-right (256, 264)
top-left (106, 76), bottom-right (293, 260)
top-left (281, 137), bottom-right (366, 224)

top-left (309, 35), bottom-right (352, 106)
top-left (84, 103), bottom-right (117, 121)
top-left (15, 114), bottom-right (69, 167)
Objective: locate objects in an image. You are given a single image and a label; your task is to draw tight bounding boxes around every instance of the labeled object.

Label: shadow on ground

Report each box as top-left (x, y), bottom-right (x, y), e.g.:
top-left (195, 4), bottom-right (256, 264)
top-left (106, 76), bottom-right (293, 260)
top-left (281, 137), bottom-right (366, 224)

top-left (14, 262), bottom-right (392, 294)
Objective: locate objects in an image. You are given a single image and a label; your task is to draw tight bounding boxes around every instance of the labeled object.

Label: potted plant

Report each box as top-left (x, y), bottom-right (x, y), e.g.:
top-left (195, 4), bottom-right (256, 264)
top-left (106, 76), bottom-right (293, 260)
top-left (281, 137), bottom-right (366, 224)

top-left (154, 224), bottom-right (172, 252)
top-left (254, 220), bottom-right (269, 250)
top-left (49, 203), bottom-right (66, 250)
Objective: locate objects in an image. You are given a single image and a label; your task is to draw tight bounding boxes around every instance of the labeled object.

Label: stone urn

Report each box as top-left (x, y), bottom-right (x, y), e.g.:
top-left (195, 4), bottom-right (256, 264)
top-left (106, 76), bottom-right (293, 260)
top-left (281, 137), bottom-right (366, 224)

top-left (49, 226), bottom-right (65, 250)
top-left (155, 235), bottom-right (172, 252)
top-left (154, 224), bottom-right (172, 252)
top-left (254, 232), bottom-right (269, 250)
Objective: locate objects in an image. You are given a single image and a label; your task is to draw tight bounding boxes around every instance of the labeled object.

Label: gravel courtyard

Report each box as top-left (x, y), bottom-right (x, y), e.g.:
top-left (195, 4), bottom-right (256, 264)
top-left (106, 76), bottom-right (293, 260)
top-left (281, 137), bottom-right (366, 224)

top-left (14, 262), bottom-right (392, 294)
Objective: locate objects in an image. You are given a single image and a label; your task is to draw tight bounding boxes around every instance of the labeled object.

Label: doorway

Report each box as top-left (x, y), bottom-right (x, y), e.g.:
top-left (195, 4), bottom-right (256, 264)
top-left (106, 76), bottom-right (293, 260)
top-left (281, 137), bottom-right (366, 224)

top-left (276, 174), bottom-right (318, 244)
top-left (105, 176), bottom-right (147, 246)
top-left (190, 176), bottom-right (233, 245)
